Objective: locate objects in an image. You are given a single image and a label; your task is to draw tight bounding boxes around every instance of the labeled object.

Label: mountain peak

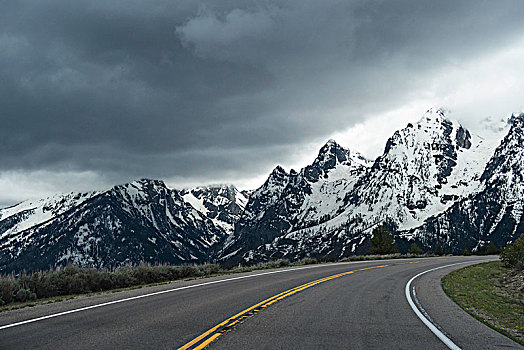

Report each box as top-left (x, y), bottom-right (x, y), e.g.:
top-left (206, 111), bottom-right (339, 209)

top-left (509, 112), bottom-right (524, 127)
top-left (314, 139), bottom-right (370, 168)
top-left (317, 139), bottom-right (349, 156)
top-left (324, 139), bottom-right (339, 147)
top-left (418, 107), bottom-right (448, 125)
top-left (271, 165), bottom-right (287, 175)
top-left (135, 178), bottom-right (167, 187)
top-left (192, 184), bottom-right (237, 192)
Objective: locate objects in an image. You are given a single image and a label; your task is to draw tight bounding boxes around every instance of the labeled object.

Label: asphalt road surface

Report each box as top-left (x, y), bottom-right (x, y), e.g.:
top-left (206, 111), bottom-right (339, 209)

top-left (0, 256), bottom-right (521, 349)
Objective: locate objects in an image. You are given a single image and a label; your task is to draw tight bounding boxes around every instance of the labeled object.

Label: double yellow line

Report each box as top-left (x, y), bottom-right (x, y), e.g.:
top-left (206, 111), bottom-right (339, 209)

top-left (179, 264), bottom-right (391, 350)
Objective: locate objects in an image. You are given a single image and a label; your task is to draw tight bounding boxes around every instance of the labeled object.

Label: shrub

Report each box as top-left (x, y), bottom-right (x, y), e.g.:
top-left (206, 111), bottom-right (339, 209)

top-left (0, 277), bottom-right (17, 304)
top-left (133, 263), bottom-right (157, 284)
top-left (475, 242), bottom-right (501, 255)
top-left (463, 248), bottom-right (471, 256)
top-left (298, 257), bottom-right (317, 265)
top-left (198, 264), bottom-right (220, 276)
top-left (15, 288), bottom-right (32, 302)
top-left (500, 234), bottom-right (524, 270)
top-left (267, 259), bottom-right (290, 268)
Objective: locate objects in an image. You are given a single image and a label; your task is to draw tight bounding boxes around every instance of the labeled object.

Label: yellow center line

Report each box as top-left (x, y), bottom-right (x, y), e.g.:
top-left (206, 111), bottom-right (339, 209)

top-left (178, 263), bottom-right (405, 350)
top-left (178, 278), bottom-right (326, 349)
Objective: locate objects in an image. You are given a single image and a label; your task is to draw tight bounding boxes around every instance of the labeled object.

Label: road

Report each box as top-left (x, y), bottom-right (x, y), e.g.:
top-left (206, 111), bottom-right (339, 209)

top-left (0, 256), bottom-right (521, 349)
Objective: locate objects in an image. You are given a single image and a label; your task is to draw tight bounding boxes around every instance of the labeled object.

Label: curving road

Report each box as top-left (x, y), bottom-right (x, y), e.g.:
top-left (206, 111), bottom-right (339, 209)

top-left (0, 256), bottom-right (521, 349)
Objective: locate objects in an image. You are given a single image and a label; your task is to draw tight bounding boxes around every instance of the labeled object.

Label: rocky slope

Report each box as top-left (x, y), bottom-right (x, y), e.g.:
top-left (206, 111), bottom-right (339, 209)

top-left (1, 108), bottom-right (522, 272)
top-left (217, 140), bottom-right (371, 263)
top-left (0, 180), bottom-right (245, 272)
top-left (225, 109), bottom-right (515, 263)
top-left (400, 113), bottom-right (524, 253)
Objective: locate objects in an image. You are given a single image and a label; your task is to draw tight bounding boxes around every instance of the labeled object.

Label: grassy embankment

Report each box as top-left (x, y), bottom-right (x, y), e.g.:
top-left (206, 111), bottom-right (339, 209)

top-left (0, 253), bottom-right (425, 311)
top-left (442, 261), bottom-right (524, 345)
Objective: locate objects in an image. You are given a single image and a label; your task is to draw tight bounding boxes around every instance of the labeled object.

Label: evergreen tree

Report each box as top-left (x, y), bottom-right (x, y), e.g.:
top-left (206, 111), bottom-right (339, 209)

top-left (408, 242), bottom-right (423, 255)
top-left (500, 234), bottom-right (524, 269)
top-left (435, 242), bottom-right (443, 256)
top-left (476, 242), bottom-right (501, 255)
top-left (370, 225), bottom-right (399, 255)
top-left (486, 242), bottom-right (500, 255)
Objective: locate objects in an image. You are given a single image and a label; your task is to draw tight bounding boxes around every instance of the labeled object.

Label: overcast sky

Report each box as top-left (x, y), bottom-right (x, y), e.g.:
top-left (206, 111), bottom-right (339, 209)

top-left (1, 1), bottom-right (524, 207)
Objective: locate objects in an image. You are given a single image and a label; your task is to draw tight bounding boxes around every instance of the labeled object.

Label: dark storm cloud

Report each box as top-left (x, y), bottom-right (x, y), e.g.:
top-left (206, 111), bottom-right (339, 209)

top-left (1, 0), bottom-right (524, 186)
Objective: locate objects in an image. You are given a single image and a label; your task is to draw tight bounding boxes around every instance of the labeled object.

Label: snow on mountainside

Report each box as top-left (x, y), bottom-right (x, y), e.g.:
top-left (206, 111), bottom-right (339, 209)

top-left (0, 192), bottom-right (98, 244)
top-left (1, 107), bottom-right (521, 272)
top-left (0, 180), bottom-right (245, 272)
top-left (344, 108), bottom-right (502, 232)
top-left (218, 139), bottom-right (372, 263)
top-left (182, 185), bottom-right (248, 234)
top-left (401, 113), bottom-right (524, 252)
top-left (226, 108), bottom-right (511, 263)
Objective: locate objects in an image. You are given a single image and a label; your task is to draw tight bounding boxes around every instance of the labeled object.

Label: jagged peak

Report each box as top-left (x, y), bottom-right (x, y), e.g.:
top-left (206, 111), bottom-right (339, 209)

top-left (318, 139), bottom-right (344, 152)
top-left (271, 165), bottom-right (287, 175)
top-left (261, 165), bottom-right (288, 189)
top-left (191, 184), bottom-right (238, 192)
top-left (314, 139), bottom-right (369, 168)
top-left (377, 107), bottom-right (475, 173)
top-left (389, 107), bottom-right (472, 144)
top-left (112, 179), bottom-right (169, 195)
top-left (414, 107), bottom-right (463, 130)
top-left (314, 139), bottom-right (349, 163)
top-left (420, 107), bottom-right (447, 122)
top-left (509, 112), bottom-right (524, 127)
top-left (324, 139), bottom-right (339, 147)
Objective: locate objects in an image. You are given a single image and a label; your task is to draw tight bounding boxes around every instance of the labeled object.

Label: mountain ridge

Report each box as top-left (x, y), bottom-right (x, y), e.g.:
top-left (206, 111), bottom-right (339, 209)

top-left (1, 109), bottom-right (521, 272)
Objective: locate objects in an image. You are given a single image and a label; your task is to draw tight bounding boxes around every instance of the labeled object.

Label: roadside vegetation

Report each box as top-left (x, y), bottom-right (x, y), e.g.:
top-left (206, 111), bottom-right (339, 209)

top-left (442, 234), bottom-right (524, 345)
top-left (0, 251), bottom-right (434, 311)
top-left (0, 261), bottom-right (280, 310)
top-left (0, 224), bottom-right (513, 311)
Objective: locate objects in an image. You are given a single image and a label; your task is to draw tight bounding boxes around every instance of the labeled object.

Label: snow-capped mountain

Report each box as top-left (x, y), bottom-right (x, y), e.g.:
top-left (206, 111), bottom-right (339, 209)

top-left (0, 180), bottom-right (245, 272)
top-left (344, 108), bottom-right (502, 233)
top-left (182, 185), bottom-right (248, 235)
top-left (0, 191), bottom-right (98, 243)
top-left (221, 109), bottom-right (515, 263)
top-left (401, 113), bottom-right (524, 252)
top-left (1, 108), bottom-right (522, 272)
top-left (218, 139), bottom-right (372, 262)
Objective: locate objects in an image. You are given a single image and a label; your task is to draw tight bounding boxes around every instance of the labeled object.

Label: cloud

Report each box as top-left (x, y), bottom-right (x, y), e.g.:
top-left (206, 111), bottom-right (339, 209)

top-left (1, 0), bottom-right (524, 205)
top-left (177, 8), bottom-right (275, 60)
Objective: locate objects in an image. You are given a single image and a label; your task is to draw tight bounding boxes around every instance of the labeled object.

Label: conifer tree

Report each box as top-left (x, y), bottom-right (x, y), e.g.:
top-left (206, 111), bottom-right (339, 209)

top-left (408, 242), bottom-right (423, 255)
top-left (435, 242), bottom-right (443, 256)
top-left (370, 225), bottom-right (399, 254)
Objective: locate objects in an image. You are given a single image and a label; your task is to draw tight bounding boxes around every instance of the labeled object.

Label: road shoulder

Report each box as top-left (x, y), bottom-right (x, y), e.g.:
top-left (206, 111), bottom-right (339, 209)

top-left (413, 261), bottom-right (523, 350)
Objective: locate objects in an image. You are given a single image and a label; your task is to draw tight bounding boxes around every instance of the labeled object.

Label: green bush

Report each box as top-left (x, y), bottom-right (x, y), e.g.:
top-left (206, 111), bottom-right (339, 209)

top-left (15, 289), bottom-right (32, 302)
top-left (298, 257), bottom-right (318, 265)
top-left (0, 277), bottom-right (17, 304)
top-left (500, 234), bottom-right (524, 270)
top-left (475, 242), bottom-right (501, 255)
top-left (463, 248), bottom-right (471, 256)
top-left (266, 259), bottom-right (290, 268)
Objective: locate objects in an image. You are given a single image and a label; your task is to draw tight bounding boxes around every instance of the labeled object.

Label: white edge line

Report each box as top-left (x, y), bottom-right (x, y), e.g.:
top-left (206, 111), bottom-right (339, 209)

top-left (405, 259), bottom-right (491, 350)
top-left (0, 258), bottom-right (411, 331)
